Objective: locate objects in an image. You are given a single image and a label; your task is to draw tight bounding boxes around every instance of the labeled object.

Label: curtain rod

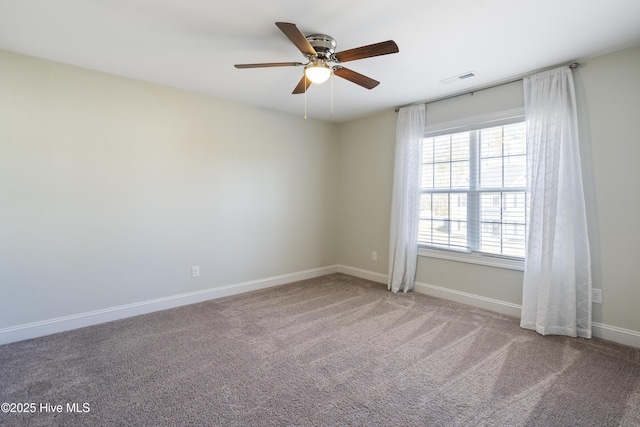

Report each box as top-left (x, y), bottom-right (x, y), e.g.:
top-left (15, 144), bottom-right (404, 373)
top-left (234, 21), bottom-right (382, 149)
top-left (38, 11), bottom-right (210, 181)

top-left (394, 62), bottom-right (580, 112)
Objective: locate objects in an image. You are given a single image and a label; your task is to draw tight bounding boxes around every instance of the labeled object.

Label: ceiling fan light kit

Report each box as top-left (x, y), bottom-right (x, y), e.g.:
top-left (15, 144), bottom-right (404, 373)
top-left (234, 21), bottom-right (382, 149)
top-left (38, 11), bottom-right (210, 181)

top-left (235, 22), bottom-right (399, 95)
top-left (304, 60), bottom-right (331, 84)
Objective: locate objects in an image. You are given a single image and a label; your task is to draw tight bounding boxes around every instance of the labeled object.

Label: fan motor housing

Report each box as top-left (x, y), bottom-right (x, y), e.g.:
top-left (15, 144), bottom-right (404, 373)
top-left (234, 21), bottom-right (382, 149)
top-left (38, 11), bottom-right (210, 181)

top-left (306, 34), bottom-right (337, 59)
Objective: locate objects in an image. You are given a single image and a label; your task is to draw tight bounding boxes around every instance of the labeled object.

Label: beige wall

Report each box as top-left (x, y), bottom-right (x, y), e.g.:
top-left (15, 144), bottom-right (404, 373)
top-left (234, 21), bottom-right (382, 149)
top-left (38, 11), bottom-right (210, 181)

top-left (0, 50), bottom-right (339, 328)
top-left (574, 45), bottom-right (640, 332)
top-left (337, 44), bottom-right (640, 334)
top-left (337, 110), bottom-right (396, 273)
top-left (2, 43), bottom-right (639, 338)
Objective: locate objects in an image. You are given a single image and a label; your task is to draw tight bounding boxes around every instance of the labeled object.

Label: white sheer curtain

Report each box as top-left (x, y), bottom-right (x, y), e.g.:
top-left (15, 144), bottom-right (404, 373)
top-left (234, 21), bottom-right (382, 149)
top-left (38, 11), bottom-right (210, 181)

top-left (521, 67), bottom-right (592, 338)
top-left (388, 104), bottom-right (425, 293)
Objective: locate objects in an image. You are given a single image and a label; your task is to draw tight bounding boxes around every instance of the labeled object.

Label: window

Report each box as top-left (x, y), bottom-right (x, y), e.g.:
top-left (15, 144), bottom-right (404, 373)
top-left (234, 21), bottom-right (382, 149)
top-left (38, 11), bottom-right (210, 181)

top-left (419, 118), bottom-right (527, 264)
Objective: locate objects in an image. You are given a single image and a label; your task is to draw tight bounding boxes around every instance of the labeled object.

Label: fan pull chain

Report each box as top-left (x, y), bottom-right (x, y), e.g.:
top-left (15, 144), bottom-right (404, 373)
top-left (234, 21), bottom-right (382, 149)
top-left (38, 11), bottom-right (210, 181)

top-left (304, 77), bottom-right (308, 119)
top-left (330, 71), bottom-right (334, 119)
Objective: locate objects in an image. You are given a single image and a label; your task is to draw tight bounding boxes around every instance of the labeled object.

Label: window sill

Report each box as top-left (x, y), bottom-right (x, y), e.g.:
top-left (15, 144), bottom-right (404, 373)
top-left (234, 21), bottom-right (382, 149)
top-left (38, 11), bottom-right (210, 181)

top-left (418, 246), bottom-right (524, 271)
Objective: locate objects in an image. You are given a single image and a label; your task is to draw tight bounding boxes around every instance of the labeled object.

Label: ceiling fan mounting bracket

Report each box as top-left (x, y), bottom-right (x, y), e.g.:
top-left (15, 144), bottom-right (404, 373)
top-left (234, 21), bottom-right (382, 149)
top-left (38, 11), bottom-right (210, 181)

top-left (305, 34), bottom-right (337, 60)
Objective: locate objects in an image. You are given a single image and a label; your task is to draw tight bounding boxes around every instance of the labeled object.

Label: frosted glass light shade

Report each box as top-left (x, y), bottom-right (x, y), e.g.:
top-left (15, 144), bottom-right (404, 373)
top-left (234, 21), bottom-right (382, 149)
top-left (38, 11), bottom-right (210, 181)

top-left (305, 64), bottom-right (331, 84)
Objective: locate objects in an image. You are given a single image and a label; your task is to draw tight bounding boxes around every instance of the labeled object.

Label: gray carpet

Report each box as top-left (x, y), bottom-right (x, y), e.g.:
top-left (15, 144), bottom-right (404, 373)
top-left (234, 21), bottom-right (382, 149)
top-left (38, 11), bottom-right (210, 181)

top-left (1, 273), bottom-right (639, 426)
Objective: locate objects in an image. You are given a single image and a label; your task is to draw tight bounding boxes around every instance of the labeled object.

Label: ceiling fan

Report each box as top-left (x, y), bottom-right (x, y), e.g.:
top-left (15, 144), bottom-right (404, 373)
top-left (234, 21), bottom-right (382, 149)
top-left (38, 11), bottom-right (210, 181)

top-left (235, 22), bottom-right (399, 94)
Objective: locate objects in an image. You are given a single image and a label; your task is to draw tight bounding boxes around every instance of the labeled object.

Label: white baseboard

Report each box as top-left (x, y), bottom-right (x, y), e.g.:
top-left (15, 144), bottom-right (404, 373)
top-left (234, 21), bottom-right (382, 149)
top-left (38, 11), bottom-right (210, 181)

top-left (0, 265), bottom-right (339, 345)
top-left (337, 265), bottom-right (388, 284)
top-left (336, 264), bottom-right (521, 317)
top-left (337, 264), bottom-right (640, 349)
top-left (4, 264), bottom-right (639, 350)
top-left (412, 281), bottom-right (523, 318)
top-left (592, 322), bottom-right (640, 349)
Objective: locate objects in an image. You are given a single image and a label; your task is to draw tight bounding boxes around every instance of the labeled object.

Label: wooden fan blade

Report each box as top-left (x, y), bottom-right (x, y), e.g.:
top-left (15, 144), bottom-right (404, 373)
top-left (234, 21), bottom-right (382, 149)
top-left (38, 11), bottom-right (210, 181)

top-left (334, 40), bottom-right (399, 63)
top-left (292, 75), bottom-right (313, 94)
top-left (235, 62), bottom-right (304, 69)
top-left (333, 67), bottom-right (380, 89)
top-left (276, 22), bottom-right (317, 56)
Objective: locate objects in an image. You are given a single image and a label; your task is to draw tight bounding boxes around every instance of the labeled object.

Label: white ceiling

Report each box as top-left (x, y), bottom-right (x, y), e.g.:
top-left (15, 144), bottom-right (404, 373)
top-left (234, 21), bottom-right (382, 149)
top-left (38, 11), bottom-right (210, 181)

top-left (1, 0), bottom-right (640, 123)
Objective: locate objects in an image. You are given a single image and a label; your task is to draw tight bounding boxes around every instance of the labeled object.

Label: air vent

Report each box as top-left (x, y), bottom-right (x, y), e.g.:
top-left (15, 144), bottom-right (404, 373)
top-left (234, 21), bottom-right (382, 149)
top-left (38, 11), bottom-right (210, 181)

top-left (440, 71), bottom-right (477, 85)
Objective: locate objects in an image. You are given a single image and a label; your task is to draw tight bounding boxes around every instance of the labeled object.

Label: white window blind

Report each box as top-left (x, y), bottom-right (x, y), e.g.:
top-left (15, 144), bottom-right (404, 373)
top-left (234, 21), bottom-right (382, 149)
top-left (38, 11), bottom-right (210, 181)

top-left (419, 120), bottom-right (527, 259)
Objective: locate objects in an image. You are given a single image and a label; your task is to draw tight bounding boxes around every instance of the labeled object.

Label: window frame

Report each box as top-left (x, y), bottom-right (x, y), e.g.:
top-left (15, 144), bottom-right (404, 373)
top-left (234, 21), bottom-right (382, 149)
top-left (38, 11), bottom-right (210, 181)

top-left (418, 108), bottom-right (526, 271)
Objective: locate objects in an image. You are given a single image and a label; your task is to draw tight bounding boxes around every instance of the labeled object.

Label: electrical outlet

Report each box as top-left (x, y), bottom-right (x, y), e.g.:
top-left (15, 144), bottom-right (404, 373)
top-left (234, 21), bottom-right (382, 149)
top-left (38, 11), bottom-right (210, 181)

top-left (372, 251), bottom-right (377, 261)
top-left (191, 265), bottom-right (200, 278)
top-left (592, 288), bottom-right (602, 304)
